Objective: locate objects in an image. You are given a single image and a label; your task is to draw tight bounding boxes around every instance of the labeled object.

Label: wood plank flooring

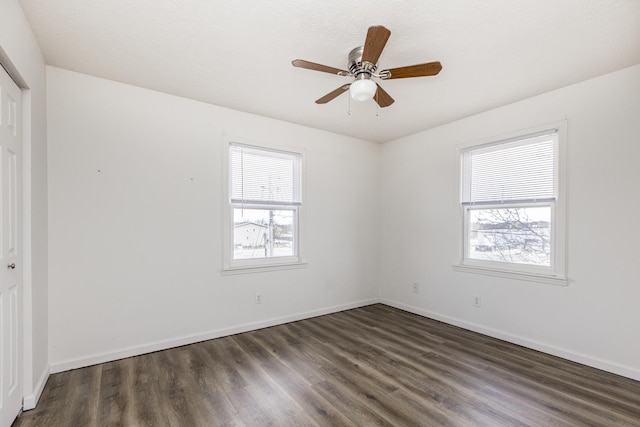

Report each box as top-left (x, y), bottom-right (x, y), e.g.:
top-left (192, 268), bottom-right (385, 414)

top-left (13, 304), bottom-right (640, 426)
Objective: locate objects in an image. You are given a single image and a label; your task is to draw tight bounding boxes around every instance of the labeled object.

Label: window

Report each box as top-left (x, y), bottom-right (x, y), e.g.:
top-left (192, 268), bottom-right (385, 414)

top-left (225, 142), bottom-right (303, 270)
top-left (457, 127), bottom-right (566, 284)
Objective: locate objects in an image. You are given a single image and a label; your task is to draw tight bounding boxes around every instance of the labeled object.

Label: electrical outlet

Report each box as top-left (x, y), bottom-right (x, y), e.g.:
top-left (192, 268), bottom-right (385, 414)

top-left (412, 283), bottom-right (419, 294)
top-left (473, 295), bottom-right (481, 308)
top-left (255, 293), bottom-right (262, 304)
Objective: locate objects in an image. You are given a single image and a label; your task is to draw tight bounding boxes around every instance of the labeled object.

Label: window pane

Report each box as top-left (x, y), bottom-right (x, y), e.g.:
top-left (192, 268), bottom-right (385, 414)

top-left (233, 208), bottom-right (295, 260)
top-left (467, 206), bottom-right (551, 266)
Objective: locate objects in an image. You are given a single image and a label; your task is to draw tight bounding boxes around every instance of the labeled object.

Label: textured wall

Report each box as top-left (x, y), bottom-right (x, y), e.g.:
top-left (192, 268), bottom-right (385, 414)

top-left (47, 67), bottom-right (379, 370)
top-left (380, 65), bottom-right (640, 380)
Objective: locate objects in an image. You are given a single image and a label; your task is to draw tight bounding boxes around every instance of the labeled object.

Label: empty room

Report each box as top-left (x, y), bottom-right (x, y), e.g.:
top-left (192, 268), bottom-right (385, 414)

top-left (1, 0), bottom-right (640, 426)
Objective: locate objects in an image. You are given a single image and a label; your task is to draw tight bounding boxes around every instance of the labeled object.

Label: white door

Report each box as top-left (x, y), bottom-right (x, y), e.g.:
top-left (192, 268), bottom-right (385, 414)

top-left (0, 65), bottom-right (22, 427)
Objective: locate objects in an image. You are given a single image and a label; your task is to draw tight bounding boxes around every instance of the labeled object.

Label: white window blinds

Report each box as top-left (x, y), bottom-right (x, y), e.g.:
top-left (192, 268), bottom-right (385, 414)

top-left (230, 144), bottom-right (301, 205)
top-left (461, 130), bottom-right (557, 205)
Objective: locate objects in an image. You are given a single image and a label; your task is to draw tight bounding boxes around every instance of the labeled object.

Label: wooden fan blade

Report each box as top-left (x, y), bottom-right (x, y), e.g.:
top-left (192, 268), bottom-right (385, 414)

top-left (315, 84), bottom-right (351, 104)
top-left (383, 62), bottom-right (442, 79)
top-left (374, 83), bottom-right (394, 108)
top-left (361, 25), bottom-right (391, 65)
top-left (292, 59), bottom-right (348, 75)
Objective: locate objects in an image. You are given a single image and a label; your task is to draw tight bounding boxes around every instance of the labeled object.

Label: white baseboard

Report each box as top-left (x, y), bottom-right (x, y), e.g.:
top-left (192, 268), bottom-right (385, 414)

top-left (380, 299), bottom-right (640, 382)
top-left (23, 365), bottom-right (50, 410)
top-left (48, 297), bottom-right (640, 382)
top-left (50, 298), bottom-right (379, 374)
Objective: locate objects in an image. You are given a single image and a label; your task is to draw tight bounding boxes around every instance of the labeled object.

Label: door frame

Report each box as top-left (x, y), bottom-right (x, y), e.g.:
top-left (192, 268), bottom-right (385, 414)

top-left (0, 50), bottom-right (37, 413)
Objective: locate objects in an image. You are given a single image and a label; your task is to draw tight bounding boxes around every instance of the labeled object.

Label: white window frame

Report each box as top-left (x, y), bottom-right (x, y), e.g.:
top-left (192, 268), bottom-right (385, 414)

top-left (222, 138), bottom-right (306, 274)
top-left (453, 121), bottom-right (568, 285)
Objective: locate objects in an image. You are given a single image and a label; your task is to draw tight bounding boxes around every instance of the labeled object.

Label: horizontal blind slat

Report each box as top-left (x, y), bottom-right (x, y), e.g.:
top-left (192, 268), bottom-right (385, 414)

top-left (462, 131), bottom-right (557, 203)
top-left (230, 144), bottom-right (301, 204)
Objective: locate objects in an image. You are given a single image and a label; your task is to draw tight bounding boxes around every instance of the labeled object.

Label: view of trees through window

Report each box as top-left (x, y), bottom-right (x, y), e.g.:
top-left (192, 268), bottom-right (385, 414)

top-left (468, 206), bottom-right (551, 266)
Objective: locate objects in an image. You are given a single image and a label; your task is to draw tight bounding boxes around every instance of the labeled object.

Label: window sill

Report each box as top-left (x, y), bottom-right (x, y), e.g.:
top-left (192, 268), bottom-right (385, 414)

top-left (452, 264), bottom-right (568, 286)
top-left (221, 261), bottom-right (308, 275)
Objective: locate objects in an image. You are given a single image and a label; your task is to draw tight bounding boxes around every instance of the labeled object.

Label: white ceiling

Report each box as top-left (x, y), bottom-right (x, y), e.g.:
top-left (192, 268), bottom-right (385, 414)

top-left (18, 0), bottom-right (640, 143)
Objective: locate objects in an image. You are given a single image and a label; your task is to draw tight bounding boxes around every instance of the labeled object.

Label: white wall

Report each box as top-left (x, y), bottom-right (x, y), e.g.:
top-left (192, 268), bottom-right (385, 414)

top-left (45, 60), bottom-right (640, 381)
top-left (0, 0), bottom-right (49, 409)
top-left (380, 65), bottom-right (640, 380)
top-left (47, 67), bottom-right (379, 370)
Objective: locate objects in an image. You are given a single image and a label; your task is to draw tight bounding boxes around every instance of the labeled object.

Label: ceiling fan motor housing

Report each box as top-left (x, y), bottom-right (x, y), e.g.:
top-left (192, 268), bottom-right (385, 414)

top-left (348, 46), bottom-right (377, 80)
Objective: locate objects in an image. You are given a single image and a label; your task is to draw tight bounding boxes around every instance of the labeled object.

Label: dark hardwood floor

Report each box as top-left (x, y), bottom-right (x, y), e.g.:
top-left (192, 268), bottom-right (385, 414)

top-left (13, 304), bottom-right (640, 426)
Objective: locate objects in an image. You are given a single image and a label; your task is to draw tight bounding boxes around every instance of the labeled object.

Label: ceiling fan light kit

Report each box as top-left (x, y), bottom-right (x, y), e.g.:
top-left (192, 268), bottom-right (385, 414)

top-left (292, 25), bottom-right (442, 108)
top-left (350, 77), bottom-right (377, 101)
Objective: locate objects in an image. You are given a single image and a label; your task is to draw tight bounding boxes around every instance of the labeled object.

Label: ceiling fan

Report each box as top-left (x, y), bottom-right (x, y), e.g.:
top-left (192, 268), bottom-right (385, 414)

top-left (292, 25), bottom-right (442, 108)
